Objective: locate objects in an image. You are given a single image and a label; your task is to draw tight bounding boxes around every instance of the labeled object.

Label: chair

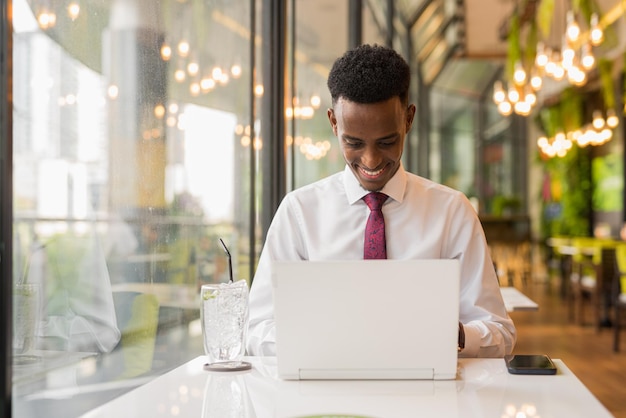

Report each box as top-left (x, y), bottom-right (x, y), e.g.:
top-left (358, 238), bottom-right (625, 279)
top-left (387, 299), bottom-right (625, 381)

top-left (570, 238), bottom-right (617, 330)
top-left (112, 291), bottom-right (160, 379)
top-left (564, 237), bottom-right (594, 322)
top-left (545, 236), bottom-right (572, 300)
top-left (613, 244), bottom-right (626, 352)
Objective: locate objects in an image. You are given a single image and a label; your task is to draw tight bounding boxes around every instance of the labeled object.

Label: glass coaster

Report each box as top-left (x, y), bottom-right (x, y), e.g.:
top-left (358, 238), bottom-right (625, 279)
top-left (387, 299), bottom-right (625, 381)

top-left (203, 361), bottom-right (252, 372)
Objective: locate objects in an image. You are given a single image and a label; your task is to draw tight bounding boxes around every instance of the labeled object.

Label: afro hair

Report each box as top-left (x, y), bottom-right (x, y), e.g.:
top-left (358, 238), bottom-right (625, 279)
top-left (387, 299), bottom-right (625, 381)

top-left (327, 44), bottom-right (411, 106)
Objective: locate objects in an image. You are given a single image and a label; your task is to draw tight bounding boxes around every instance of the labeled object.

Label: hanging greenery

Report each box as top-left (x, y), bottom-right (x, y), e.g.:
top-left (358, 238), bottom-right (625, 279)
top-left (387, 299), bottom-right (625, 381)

top-left (537, 105), bottom-right (561, 138)
top-left (560, 88), bottom-right (583, 132)
top-left (598, 58), bottom-right (615, 109)
top-left (534, 90), bottom-right (583, 138)
top-left (524, 17), bottom-right (538, 70)
top-left (623, 52), bottom-right (626, 112)
top-left (539, 145), bottom-right (592, 238)
top-left (506, 9), bottom-right (521, 83)
top-left (536, 0), bottom-right (555, 39)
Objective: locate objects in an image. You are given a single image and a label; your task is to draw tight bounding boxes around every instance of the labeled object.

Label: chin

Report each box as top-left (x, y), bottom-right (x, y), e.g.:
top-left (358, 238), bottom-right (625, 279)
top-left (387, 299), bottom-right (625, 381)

top-left (359, 179), bottom-right (385, 192)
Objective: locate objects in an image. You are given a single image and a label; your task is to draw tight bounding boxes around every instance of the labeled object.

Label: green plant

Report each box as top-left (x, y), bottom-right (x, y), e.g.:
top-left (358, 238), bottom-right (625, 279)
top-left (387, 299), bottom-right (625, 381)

top-left (492, 195), bottom-right (522, 216)
top-left (539, 145), bottom-right (591, 239)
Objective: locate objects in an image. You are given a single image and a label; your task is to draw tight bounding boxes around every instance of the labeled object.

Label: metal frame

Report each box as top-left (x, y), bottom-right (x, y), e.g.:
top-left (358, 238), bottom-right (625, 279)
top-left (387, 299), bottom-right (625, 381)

top-left (348, 0), bottom-right (363, 49)
top-left (260, 0), bottom-right (287, 240)
top-left (0, 0), bottom-right (13, 415)
top-left (248, 0), bottom-right (258, 280)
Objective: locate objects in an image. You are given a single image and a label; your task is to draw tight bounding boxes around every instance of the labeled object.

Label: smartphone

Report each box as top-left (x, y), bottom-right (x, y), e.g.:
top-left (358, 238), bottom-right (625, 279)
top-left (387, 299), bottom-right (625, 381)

top-left (505, 354), bottom-right (557, 375)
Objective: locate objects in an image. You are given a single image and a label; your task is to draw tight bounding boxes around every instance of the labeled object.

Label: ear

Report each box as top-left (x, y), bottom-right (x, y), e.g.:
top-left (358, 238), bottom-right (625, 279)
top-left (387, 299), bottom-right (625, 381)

top-left (327, 108), bottom-right (338, 136)
top-left (405, 104), bottom-right (416, 132)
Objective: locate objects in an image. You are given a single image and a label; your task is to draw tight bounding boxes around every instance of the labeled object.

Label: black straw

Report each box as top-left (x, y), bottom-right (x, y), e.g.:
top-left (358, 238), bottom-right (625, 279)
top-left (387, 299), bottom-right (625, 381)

top-left (219, 238), bottom-right (234, 283)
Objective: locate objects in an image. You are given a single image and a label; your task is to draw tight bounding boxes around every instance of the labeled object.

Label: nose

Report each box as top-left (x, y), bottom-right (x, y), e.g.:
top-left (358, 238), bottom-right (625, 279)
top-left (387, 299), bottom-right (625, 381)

top-left (361, 144), bottom-right (383, 169)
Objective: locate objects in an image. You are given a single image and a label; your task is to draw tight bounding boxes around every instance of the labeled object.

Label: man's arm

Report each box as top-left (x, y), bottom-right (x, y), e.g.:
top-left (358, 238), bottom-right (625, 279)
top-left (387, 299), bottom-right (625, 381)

top-left (247, 196), bottom-right (306, 356)
top-left (247, 250), bottom-right (277, 356)
top-left (450, 195), bottom-right (517, 357)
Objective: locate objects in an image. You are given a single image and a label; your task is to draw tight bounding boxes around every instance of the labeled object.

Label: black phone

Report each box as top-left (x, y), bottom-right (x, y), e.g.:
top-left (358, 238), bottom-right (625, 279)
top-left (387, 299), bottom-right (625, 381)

top-left (505, 354), bottom-right (557, 375)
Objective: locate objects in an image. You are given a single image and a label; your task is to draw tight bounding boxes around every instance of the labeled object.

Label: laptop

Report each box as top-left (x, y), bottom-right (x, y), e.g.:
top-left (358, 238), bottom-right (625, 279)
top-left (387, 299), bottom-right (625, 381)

top-left (271, 259), bottom-right (460, 380)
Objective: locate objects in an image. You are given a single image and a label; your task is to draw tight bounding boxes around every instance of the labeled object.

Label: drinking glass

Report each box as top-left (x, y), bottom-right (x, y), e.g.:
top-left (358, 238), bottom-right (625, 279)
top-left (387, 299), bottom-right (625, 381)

top-left (201, 279), bottom-right (249, 369)
top-left (13, 283), bottom-right (40, 364)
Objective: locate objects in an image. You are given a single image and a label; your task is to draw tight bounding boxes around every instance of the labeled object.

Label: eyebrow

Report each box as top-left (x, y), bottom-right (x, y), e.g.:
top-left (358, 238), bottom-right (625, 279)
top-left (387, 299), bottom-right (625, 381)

top-left (342, 133), bottom-right (398, 142)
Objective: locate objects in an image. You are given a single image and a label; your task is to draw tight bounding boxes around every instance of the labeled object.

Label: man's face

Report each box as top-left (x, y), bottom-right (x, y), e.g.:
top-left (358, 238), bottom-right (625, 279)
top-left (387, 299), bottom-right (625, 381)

top-left (328, 97), bottom-right (415, 192)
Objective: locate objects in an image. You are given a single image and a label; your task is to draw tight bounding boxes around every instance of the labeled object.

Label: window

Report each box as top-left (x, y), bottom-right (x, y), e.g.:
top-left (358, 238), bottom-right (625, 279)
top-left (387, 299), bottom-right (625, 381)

top-left (11, 0), bottom-right (253, 415)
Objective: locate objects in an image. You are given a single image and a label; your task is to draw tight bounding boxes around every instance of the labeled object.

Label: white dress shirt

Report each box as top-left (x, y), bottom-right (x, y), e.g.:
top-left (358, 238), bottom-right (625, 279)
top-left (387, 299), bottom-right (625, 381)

top-left (247, 164), bottom-right (516, 357)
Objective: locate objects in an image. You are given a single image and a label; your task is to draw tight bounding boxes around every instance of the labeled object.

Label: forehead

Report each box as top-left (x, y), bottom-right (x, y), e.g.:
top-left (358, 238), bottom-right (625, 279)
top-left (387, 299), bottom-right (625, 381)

top-left (333, 97), bottom-right (405, 130)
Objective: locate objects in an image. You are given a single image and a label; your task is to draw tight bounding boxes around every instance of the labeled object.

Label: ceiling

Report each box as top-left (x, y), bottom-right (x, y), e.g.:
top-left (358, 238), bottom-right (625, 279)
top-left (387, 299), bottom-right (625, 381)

top-left (18, 0), bottom-right (626, 127)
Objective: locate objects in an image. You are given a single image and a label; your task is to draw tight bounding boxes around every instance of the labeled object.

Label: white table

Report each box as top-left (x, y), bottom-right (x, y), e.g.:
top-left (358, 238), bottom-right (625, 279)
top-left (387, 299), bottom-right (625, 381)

top-left (81, 356), bottom-right (612, 418)
top-left (500, 286), bottom-right (539, 312)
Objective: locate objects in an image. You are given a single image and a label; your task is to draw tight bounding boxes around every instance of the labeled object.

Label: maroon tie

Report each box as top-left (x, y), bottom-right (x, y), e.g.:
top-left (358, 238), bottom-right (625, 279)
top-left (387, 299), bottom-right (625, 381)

top-left (363, 192), bottom-right (389, 259)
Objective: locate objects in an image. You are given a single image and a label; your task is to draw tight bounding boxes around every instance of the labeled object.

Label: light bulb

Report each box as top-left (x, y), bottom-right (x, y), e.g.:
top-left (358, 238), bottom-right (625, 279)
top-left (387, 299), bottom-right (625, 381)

top-left (606, 108), bottom-right (619, 128)
top-left (568, 66), bottom-right (586, 86)
top-left (498, 101), bottom-right (512, 116)
top-left (566, 11), bottom-right (580, 43)
top-left (514, 101), bottom-right (531, 116)
top-left (537, 136), bottom-right (548, 147)
top-left (535, 44), bottom-right (549, 68)
top-left (592, 110), bottom-right (605, 130)
top-left (590, 13), bottom-right (604, 46)
top-left (160, 44), bottom-right (172, 61)
top-left (310, 95), bottom-right (321, 109)
top-left (508, 86), bottom-right (520, 103)
top-left (530, 72), bottom-right (542, 90)
top-left (231, 64), bottom-right (242, 78)
top-left (211, 66), bottom-right (223, 80)
top-left (187, 62), bottom-right (199, 76)
top-left (552, 66), bottom-right (565, 81)
top-left (581, 44), bottom-right (595, 70)
top-left (177, 40), bottom-right (190, 57)
top-left (513, 61), bottom-right (526, 85)
top-left (68, 2), bottom-right (80, 20)
top-left (174, 69), bottom-right (186, 82)
top-left (493, 81), bottom-right (505, 104)
top-left (561, 46), bottom-right (575, 69)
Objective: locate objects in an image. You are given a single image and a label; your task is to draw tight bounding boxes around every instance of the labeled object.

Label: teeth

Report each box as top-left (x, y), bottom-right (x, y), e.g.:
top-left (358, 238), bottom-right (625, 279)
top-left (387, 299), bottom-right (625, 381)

top-left (361, 167), bottom-right (383, 176)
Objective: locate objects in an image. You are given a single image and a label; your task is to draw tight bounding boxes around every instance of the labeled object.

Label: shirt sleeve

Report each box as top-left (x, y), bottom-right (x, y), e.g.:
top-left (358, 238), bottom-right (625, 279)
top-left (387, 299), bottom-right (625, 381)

top-left (247, 196), bottom-right (305, 356)
top-left (449, 195), bottom-right (517, 358)
top-left (246, 249), bottom-right (277, 356)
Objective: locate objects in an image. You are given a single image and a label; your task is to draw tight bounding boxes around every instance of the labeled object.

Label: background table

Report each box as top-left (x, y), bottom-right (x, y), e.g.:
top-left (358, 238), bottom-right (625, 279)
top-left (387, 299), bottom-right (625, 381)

top-left (500, 286), bottom-right (539, 312)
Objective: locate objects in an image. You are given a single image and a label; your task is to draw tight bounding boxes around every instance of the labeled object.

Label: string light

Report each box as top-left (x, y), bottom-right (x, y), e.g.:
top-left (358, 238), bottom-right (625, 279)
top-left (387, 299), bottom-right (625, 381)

top-left (494, 8), bottom-right (605, 119)
top-left (537, 110), bottom-right (619, 158)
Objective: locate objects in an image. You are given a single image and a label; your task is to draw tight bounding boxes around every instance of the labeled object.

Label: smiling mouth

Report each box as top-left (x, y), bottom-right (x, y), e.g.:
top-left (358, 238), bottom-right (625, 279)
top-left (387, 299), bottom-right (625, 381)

top-left (358, 166), bottom-right (385, 179)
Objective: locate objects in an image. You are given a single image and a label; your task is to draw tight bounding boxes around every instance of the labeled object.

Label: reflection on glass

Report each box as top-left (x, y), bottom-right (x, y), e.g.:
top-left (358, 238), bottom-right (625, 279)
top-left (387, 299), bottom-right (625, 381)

top-left (202, 373), bottom-right (256, 418)
top-left (13, 283), bottom-right (41, 365)
top-left (12, 0), bottom-right (252, 415)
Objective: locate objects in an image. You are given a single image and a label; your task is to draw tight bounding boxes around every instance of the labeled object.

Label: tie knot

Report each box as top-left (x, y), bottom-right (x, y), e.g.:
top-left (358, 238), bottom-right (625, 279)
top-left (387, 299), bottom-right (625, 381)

top-left (363, 192), bottom-right (388, 211)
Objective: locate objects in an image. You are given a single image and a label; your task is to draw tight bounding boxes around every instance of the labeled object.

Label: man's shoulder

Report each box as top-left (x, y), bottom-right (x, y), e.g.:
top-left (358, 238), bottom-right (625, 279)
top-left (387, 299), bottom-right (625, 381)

top-left (405, 171), bottom-right (465, 199)
top-left (288, 171), bottom-right (344, 198)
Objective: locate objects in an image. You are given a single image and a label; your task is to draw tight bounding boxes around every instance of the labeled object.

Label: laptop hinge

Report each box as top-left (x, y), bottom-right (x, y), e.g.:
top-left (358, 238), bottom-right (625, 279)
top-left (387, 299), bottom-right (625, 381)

top-left (298, 368), bottom-right (435, 380)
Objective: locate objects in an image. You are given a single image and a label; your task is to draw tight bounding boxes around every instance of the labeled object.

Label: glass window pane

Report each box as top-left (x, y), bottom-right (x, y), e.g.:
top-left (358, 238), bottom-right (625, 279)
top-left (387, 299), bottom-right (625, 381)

top-left (430, 91), bottom-right (477, 195)
top-left (12, 0), bottom-right (252, 416)
top-left (289, 0), bottom-right (348, 189)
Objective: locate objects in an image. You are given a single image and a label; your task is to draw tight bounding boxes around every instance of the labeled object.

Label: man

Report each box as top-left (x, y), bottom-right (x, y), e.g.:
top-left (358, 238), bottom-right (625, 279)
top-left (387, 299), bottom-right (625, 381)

top-left (247, 44), bottom-right (516, 357)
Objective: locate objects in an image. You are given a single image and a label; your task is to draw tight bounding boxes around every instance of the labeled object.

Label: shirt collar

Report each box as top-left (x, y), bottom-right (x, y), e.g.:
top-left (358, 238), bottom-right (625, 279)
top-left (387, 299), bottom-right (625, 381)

top-left (344, 163), bottom-right (407, 205)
